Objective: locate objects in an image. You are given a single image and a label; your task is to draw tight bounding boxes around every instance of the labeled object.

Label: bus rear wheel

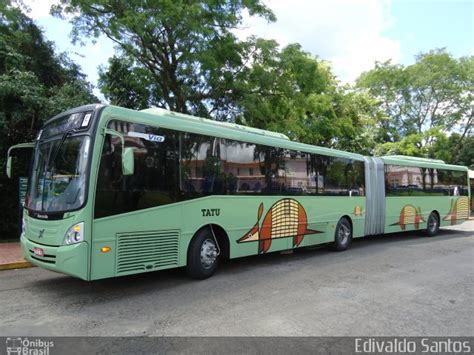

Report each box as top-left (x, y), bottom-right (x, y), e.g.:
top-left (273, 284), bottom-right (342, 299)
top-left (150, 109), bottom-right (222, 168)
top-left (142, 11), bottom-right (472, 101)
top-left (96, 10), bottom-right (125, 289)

top-left (186, 228), bottom-right (220, 279)
top-left (426, 211), bottom-right (440, 237)
top-left (332, 217), bottom-right (352, 251)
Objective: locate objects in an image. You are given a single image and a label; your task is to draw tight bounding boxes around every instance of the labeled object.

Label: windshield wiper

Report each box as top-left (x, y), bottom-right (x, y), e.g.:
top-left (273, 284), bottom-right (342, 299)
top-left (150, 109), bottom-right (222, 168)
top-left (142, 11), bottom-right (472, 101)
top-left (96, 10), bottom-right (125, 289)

top-left (51, 129), bottom-right (76, 166)
top-left (41, 129), bottom-right (76, 210)
top-left (47, 129), bottom-right (76, 190)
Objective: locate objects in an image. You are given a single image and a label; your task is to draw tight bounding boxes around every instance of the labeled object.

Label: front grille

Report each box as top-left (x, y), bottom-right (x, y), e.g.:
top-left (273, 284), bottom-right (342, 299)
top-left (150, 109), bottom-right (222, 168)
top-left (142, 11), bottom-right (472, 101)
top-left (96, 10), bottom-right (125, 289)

top-left (116, 230), bottom-right (179, 275)
top-left (28, 249), bottom-right (56, 264)
top-left (27, 217), bottom-right (62, 242)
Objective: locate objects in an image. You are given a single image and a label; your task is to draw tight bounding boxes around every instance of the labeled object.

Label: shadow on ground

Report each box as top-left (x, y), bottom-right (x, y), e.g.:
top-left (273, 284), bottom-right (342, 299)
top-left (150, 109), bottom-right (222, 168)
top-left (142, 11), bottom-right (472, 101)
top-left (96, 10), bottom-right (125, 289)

top-left (25, 227), bottom-right (472, 300)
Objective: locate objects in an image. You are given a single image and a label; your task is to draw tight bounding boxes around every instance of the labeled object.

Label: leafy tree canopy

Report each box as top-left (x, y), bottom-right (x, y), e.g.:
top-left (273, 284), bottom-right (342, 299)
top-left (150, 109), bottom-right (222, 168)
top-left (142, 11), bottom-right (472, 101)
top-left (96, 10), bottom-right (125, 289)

top-left (0, 0), bottom-right (97, 156)
top-left (52, 2), bottom-right (473, 166)
top-left (356, 50), bottom-right (473, 142)
top-left (234, 40), bottom-right (386, 153)
top-left (53, 0), bottom-right (275, 117)
top-left (357, 49), bottom-right (473, 166)
top-left (0, 1), bottom-right (97, 238)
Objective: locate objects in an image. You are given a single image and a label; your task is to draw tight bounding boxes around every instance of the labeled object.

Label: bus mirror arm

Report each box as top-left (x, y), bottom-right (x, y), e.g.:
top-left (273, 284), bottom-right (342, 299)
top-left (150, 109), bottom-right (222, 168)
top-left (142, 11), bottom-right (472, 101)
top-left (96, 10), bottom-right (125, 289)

top-left (103, 128), bottom-right (135, 176)
top-left (6, 142), bottom-right (35, 179)
top-left (6, 156), bottom-right (12, 179)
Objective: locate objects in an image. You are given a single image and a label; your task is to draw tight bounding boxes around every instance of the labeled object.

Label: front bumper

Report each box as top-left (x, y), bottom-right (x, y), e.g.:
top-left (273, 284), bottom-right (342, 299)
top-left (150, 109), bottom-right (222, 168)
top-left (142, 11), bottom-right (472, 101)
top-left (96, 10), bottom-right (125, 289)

top-left (21, 235), bottom-right (89, 280)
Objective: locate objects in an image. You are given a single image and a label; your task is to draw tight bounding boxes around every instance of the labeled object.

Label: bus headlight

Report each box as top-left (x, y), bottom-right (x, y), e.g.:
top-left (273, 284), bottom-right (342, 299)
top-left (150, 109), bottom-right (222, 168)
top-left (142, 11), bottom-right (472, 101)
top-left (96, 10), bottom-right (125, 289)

top-left (64, 222), bottom-right (84, 245)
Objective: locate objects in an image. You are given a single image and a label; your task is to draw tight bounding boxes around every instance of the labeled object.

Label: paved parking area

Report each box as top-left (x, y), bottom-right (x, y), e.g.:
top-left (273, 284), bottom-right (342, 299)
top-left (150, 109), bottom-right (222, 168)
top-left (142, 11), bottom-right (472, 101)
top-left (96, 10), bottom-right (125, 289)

top-left (0, 221), bottom-right (473, 337)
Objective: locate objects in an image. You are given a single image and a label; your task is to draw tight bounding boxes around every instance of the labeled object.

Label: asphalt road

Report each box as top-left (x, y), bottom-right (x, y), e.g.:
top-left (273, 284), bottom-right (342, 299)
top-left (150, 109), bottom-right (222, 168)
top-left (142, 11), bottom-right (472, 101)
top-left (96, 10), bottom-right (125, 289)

top-left (0, 221), bottom-right (473, 337)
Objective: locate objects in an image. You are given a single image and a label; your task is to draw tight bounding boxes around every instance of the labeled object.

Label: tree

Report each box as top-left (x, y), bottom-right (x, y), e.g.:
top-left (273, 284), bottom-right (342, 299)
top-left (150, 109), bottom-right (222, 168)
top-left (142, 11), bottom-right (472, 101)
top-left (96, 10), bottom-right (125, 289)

top-left (357, 49), bottom-right (474, 165)
top-left (234, 41), bottom-right (384, 153)
top-left (0, 1), bottom-right (97, 239)
top-left (98, 55), bottom-right (153, 110)
top-left (441, 133), bottom-right (474, 169)
top-left (58, 1), bottom-right (388, 153)
top-left (53, 0), bottom-right (275, 117)
top-left (0, 1), bottom-right (97, 152)
top-left (357, 50), bottom-right (473, 140)
top-left (375, 129), bottom-right (474, 169)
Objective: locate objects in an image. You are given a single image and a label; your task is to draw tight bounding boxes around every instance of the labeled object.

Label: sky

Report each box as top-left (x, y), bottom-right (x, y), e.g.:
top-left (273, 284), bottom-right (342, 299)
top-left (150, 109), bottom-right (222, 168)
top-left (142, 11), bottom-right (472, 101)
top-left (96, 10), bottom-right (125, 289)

top-left (19, 0), bottom-right (474, 97)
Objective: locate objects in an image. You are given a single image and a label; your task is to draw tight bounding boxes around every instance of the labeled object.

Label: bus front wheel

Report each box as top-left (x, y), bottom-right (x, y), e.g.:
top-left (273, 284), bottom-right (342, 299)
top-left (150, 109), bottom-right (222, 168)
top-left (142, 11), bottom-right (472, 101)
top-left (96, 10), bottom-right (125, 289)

top-left (332, 217), bottom-right (352, 251)
top-left (426, 211), bottom-right (440, 237)
top-left (186, 228), bottom-right (220, 279)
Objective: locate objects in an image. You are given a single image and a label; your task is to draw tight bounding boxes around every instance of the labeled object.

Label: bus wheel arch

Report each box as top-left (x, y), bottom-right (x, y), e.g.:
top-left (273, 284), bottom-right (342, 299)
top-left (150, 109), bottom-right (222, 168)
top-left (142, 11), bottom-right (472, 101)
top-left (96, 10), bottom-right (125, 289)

top-left (185, 224), bottom-right (230, 279)
top-left (426, 210), bottom-right (440, 237)
top-left (341, 215), bottom-right (353, 230)
top-left (332, 215), bottom-right (353, 251)
top-left (204, 223), bottom-right (230, 259)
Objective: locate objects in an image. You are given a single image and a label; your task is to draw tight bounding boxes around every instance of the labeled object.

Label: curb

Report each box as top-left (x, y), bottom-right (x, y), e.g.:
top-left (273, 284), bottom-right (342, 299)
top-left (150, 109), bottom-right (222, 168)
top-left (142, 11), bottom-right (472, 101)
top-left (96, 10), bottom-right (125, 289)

top-left (0, 261), bottom-right (34, 271)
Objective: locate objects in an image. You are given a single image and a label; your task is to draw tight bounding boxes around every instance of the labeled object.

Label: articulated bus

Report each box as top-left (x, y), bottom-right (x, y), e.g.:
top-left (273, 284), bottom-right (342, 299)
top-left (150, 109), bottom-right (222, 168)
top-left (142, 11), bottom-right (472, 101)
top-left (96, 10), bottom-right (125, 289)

top-left (12, 104), bottom-right (470, 280)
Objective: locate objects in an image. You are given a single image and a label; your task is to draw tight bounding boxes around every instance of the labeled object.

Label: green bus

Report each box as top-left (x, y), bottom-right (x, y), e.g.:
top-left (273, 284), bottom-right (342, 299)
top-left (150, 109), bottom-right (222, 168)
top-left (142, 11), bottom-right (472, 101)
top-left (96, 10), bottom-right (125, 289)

top-left (13, 104), bottom-right (471, 280)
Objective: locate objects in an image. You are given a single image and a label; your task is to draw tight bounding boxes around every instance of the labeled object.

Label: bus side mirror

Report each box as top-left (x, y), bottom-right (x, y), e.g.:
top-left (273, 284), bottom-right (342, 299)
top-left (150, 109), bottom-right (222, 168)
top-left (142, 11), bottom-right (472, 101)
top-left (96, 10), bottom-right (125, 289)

top-left (6, 156), bottom-right (12, 179)
top-left (6, 142), bottom-right (35, 179)
top-left (103, 128), bottom-right (134, 176)
top-left (122, 147), bottom-right (134, 176)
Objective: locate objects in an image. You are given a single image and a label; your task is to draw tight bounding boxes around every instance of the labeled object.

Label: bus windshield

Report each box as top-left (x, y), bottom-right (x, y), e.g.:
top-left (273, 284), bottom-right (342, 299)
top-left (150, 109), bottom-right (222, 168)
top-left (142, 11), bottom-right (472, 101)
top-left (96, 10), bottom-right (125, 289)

top-left (26, 135), bottom-right (90, 213)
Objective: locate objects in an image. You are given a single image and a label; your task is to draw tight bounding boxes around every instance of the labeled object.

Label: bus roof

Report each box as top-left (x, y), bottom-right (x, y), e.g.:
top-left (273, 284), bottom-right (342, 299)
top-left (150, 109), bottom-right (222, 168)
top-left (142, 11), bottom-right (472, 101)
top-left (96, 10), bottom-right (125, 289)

top-left (381, 155), bottom-right (468, 171)
top-left (45, 104), bottom-right (104, 126)
top-left (101, 105), bottom-right (366, 161)
top-left (141, 107), bottom-right (291, 141)
top-left (62, 104), bottom-right (468, 169)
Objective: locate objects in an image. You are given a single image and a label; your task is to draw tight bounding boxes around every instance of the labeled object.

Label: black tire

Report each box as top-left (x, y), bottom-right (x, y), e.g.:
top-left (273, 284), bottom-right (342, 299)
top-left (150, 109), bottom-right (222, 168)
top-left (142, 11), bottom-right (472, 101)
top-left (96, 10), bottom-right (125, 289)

top-left (426, 211), bottom-right (440, 237)
top-left (332, 217), bottom-right (352, 251)
top-left (186, 228), bottom-right (220, 279)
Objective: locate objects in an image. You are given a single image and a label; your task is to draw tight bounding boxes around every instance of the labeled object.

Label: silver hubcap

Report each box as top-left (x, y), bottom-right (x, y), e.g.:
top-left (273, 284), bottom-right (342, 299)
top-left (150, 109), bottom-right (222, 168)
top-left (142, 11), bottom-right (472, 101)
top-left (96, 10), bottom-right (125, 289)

top-left (338, 223), bottom-right (351, 244)
top-left (200, 238), bottom-right (218, 269)
top-left (428, 215), bottom-right (438, 232)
